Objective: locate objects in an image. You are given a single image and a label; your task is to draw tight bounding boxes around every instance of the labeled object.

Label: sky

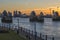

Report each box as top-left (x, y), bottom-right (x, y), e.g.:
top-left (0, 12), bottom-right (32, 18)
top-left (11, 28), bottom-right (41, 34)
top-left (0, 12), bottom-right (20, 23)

top-left (0, 0), bottom-right (60, 15)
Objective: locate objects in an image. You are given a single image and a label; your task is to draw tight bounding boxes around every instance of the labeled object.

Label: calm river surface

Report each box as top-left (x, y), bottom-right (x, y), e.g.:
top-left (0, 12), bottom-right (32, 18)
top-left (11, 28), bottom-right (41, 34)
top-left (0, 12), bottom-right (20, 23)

top-left (0, 17), bottom-right (60, 40)
top-left (12, 18), bottom-right (60, 36)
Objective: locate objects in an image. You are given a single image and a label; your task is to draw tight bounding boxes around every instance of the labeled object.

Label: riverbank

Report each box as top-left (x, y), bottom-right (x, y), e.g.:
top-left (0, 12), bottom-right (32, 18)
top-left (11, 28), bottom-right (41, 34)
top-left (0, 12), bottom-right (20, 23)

top-left (0, 30), bottom-right (26, 40)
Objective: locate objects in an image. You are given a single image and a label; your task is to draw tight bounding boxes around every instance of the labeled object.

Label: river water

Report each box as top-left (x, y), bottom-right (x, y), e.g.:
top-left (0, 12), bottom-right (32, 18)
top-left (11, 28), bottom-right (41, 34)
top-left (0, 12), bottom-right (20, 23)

top-left (0, 17), bottom-right (60, 40)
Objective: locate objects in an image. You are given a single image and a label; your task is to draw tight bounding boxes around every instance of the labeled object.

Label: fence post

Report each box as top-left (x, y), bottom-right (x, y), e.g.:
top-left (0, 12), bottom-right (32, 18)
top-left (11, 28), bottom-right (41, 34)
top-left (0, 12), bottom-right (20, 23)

top-left (17, 29), bottom-right (19, 34)
top-left (52, 37), bottom-right (54, 40)
top-left (28, 30), bottom-right (31, 40)
top-left (21, 27), bottom-right (22, 32)
top-left (9, 23), bottom-right (10, 30)
top-left (22, 27), bottom-right (23, 33)
top-left (23, 28), bottom-right (25, 33)
top-left (25, 29), bottom-right (28, 39)
top-left (45, 35), bottom-right (47, 40)
top-left (40, 33), bottom-right (42, 39)
top-left (32, 31), bottom-right (33, 36)
top-left (35, 32), bottom-right (37, 40)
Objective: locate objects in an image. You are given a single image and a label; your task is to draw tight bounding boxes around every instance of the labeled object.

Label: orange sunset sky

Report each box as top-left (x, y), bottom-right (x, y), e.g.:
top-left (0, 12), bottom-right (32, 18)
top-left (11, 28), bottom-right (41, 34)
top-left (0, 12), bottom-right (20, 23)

top-left (0, 0), bottom-right (60, 15)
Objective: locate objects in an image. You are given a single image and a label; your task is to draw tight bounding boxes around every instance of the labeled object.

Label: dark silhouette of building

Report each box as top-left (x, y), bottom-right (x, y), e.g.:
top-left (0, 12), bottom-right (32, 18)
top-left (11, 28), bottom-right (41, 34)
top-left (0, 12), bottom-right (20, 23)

top-left (13, 11), bottom-right (22, 17)
top-left (2, 10), bottom-right (7, 17)
top-left (13, 10), bottom-right (18, 17)
top-left (30, 11), bottom-right (36, 17)
top-left (52, 10), bottom-right (60, 21)
top-left (17, 11), bottom-right (22, 17)
top-left (21, 13), bottom-right (28, 18)
top-left (37, 12), bottom-right (44, 22)
top-left (1, 10), bottom-right (12, 23)
top-left (44, 14), bottom-right (52, 18)
top-left (0, 13), bottom-right (2, 17)
top-left (8, 11), bottom-right (12, 17)
top-left (52, 10), bottom-right (55, 14)
top-left (30, 11), bottom-right (37, 22)
top-left (53, 11), bottom-right (59, 17)
top-left (39, 12), bottom-right (44, 17)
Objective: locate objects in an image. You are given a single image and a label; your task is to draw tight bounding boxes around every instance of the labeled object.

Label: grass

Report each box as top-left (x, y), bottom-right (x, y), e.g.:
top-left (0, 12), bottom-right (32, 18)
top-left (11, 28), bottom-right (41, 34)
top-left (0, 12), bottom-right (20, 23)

top-left (0, 30), bottom-right (26, 40)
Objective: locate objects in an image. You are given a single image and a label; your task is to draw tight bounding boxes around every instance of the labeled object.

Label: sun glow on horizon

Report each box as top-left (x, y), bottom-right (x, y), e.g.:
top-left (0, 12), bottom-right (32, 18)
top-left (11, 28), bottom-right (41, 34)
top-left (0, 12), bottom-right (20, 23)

top-left (0, 7), bottom-right (60, 15)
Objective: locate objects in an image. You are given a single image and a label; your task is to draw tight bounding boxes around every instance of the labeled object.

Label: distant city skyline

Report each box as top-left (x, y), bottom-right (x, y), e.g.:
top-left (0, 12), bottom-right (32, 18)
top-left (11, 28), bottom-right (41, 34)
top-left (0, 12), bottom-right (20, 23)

top-left (0, 0), bottom-right (60, 15)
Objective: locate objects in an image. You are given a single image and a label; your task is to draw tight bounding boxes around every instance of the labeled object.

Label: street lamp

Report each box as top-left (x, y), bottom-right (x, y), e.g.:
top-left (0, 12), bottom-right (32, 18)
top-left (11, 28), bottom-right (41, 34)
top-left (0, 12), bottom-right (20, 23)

top-left (18, 18), bottom-right (19, 29)
top-left (34, 22), bottom-right (36, 40)
top-left (17, 18), bottom-right (19, 34)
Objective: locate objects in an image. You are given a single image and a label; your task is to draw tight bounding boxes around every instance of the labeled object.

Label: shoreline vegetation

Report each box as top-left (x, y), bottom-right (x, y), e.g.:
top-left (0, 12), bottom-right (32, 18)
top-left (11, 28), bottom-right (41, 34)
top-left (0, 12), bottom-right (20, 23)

top-left (0, 30), bottom-right (26, 40)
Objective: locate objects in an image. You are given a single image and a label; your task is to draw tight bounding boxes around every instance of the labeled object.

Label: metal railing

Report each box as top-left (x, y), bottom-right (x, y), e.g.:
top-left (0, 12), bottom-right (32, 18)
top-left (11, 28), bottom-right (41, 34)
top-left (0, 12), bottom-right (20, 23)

top-left (0, 22), bottom-right (59, 40)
